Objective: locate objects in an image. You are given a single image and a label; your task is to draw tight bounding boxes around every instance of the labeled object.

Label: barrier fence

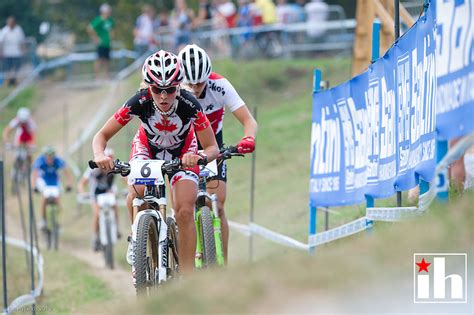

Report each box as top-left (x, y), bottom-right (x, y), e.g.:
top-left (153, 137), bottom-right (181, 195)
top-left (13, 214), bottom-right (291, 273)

top-left (228, 0), bottom-right (473, 252)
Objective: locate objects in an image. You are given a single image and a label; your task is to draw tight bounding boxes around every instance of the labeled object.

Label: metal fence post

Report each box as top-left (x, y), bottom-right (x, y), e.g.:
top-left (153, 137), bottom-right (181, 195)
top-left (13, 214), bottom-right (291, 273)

top-left (249, 106), bottom-right (257, 262)
top-left (1, 161), bottom-right (8, 313)
top-left (27, 161), bottom-right (36, 314)
top-left (308, 69), bottom-right (321, 253)
top-left (365, 18), bottom-right (381, 232)
top-left (436, 140), bottom-right (449, 201)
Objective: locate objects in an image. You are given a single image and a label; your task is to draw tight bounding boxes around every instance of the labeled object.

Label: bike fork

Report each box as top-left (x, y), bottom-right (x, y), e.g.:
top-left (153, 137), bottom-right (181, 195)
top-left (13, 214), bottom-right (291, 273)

top-left (213, 217), bottom-right (224, 267)
top-left (211, 199), bottom-right (225, 267)
top-left (194, 212), bottom-right (203, 269)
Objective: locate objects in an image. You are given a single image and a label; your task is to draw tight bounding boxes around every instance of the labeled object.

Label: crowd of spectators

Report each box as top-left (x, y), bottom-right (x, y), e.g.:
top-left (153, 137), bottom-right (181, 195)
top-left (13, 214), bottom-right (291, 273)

top-left (132, 0), bottom-right (330, 55)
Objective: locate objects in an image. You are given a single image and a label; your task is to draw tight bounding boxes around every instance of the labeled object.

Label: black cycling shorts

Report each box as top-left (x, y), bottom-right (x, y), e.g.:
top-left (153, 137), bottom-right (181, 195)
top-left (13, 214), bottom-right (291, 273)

top-left (198, 131), bottom-right (227, 182)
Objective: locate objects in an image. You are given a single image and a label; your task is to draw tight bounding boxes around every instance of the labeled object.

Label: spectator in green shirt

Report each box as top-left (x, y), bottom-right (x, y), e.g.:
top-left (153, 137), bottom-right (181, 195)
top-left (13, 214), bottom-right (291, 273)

top-left (87, 3), bottom-right (114, 79)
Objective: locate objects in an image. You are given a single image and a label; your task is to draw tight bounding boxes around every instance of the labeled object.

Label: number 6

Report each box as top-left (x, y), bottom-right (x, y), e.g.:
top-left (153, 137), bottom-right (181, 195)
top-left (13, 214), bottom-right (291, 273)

top-left (140, 163), bottom-right (151, 177)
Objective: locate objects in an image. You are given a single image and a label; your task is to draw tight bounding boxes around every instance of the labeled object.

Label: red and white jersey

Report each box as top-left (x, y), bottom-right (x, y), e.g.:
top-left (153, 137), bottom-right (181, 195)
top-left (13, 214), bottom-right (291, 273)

top-left (188, 72), bottom-right (245, 135)
top-left (9, 117), bottom-right (36, 145)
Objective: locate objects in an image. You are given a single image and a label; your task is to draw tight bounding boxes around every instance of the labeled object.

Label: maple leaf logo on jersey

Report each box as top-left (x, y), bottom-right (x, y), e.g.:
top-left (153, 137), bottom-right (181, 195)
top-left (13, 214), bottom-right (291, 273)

top-left (154, 116), bottom-right (178, 133)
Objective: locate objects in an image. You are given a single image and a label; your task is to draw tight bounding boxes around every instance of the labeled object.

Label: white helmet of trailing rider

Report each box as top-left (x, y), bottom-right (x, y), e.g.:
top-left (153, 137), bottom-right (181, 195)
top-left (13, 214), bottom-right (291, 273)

top-left (142, 50), bottom-right (184, 87)
top-left (17, 107), bottom-right (31, 122)
top-left (178, 44), bottom-right (212, 84)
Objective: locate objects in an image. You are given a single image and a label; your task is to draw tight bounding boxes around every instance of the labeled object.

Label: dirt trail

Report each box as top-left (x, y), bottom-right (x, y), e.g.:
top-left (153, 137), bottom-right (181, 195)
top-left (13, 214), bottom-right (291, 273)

top-left (4, 80), bottom-right (136, 301)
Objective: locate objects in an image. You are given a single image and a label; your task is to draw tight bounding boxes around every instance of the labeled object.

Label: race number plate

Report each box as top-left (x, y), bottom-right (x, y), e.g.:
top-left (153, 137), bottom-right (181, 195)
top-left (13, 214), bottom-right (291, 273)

top-left (128, 160), bottom-right (166, 185)
top-left (200, 157), bottom-right (218, 177)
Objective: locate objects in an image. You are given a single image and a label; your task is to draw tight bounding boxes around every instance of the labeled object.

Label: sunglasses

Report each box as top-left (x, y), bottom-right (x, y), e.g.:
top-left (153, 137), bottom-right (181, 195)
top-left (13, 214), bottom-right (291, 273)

top-left (150, 85), bottom-right (177, 94)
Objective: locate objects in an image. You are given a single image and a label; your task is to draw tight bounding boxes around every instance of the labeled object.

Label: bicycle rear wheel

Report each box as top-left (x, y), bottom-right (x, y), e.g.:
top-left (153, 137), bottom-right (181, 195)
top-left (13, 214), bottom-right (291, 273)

top-left (165, 217), bottom-right (179, 279)
top-left (200, 206), bottom-right (216, 267)
top-left (51, 205), bottom-right (59, 250)
top-left (104, 220), bottom-right (114, 269)
top-left (135, 214), bottom-right (159, 295)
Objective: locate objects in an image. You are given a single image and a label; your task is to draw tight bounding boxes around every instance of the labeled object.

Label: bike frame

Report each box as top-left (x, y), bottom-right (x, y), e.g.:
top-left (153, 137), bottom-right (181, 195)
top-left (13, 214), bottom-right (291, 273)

top-left (131, 183), bottom-right (170, 284)
top-left (97, 192), bottom-right (118, 246)
top-left (43, 186), bottom-right (60, 249)
top-left (195, 169), bottom-right (225, 268)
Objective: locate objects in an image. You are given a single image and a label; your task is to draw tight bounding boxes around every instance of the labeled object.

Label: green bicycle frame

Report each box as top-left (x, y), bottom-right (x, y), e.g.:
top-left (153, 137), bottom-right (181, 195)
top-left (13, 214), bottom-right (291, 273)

top-left (213, 216), bottom-right (224, 267)
top-left (194, 205), bottom-right (225, 268)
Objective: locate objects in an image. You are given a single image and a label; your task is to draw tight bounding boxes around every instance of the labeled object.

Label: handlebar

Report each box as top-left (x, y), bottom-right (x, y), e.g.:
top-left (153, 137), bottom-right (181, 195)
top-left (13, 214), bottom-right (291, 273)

top-left (88, 159), bottom-right (132, 176)
top-left (218, 146), bottom-right (244, 161)
top-left (88, 158), bottom-right (187, 176)
top-left (89, 150), bottom-right (238, 176)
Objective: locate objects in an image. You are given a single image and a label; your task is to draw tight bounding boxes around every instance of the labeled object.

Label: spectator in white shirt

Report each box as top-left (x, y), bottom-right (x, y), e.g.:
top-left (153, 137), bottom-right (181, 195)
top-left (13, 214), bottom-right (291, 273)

top-left (304, 0), bottom-right (329, 38)
top-left (133, 4), bottom-right (157, 56)
top-left (0, 16), bottom-right (25, 86)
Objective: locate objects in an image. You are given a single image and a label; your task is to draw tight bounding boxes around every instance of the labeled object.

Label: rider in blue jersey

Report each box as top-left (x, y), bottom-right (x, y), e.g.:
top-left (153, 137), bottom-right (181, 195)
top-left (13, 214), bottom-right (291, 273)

top-left (31, 146), bottom-right (74, 230)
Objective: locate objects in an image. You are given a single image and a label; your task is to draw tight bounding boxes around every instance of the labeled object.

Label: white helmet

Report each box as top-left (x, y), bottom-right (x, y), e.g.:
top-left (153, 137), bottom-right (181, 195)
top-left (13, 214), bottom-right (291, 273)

top-left (142, 50), bottom-right (184, 87)
top-left (178, 44), bottom-right (212, 84)
top-left (17, 108), bottom-right (30, 122)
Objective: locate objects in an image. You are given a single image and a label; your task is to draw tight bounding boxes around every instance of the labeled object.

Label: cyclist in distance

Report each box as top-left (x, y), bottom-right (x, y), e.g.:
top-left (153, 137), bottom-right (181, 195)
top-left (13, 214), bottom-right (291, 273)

top-left (178, 44), bottom-right (258, 263)
top-left (2, 107), bottom-right (37, 162)
top-left (78, 147), bottom-right (121, 251)
top-left (92, 50), bottom-right (219, 274)
top-left (31, 146), bottom-right (74, 231)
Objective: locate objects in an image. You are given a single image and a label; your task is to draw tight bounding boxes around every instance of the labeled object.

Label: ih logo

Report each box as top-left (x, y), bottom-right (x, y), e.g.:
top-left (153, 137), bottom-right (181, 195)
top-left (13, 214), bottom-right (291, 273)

top-left (414, 253), bottom-right (467, 303)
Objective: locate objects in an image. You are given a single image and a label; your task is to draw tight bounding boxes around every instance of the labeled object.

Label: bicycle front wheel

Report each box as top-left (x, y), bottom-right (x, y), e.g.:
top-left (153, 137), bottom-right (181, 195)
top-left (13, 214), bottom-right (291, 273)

top-left (165, 217), bottom-right (179, 279)
top-left (135, 214), bottom-right (159, 295)
top-left (200, 206), bottom-right (216, 267)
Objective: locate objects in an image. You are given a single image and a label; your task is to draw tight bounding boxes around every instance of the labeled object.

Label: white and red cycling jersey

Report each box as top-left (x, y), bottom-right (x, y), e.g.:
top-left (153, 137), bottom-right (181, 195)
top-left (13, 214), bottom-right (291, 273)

top-left (113, 88), bottom-right (210, 181)
top-left (8, 117), bottom-right (36, 145)
top-left (189, 72), bottom-right (245, 137)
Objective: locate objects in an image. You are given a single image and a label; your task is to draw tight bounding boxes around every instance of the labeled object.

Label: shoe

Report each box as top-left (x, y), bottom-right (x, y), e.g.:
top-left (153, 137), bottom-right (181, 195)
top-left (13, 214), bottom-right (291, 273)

top-left (126, 236), bottom-right (134, 266)
top-left (92, 235), bottom-right (101, 252)
top-left (117, 231), bottom-right (122, 240)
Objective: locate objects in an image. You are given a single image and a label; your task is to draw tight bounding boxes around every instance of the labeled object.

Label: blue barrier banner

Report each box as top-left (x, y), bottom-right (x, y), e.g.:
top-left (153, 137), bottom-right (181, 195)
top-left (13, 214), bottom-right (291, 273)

top-left (309, 2), bottom-right (437, 207)
top-left (434, 0), bottom-right (474, 140)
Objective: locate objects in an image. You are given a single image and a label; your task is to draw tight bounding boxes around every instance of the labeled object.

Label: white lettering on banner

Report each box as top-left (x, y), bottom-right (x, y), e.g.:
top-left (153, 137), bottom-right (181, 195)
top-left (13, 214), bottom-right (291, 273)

top-left (436, 0), bottom-right (473, 77)
top-left (449, 1), bottom-right (473, 73)
top-left (408, 139), bottom-right (436, 169)
top-left (380, 76), bottom-right (396, 159)
top-left (435, 1), bottom-right (454, 77)
top-left (365, 79), bottom-right (380, 183)
top-left (410, 35), bottom-right (437, 140)
top-left (378, 160), bottom-right (397, 181)
top-left (310, 108), bottom-right (341, 177)
top-left (398, 53), bottom-right (411, 173)
top-left (438, 72), bottom-right (474, 114)
top-left (310, 177), bottom-right (340, 193)
top-left (338, 99), bottom-right (356, 190)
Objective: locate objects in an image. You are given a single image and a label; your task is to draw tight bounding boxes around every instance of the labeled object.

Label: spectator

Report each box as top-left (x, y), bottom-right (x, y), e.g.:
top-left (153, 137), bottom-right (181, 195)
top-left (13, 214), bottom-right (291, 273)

top-left (0, 16), bottom-right (25, 86)
top-left (304, 0), bottom-right (329, 38)
top-left (133, 4), bottom-right (157, 56)
top-left (215, 0), bottom-right (238, 29)
top-left (254, 0), bottom-right (277, 25)
top-left (87, 3), bottom-right (115, 79)
top-left (196, 0), bottom-right (214, 27)
top-left (172, 0), bottom-right (194, 51)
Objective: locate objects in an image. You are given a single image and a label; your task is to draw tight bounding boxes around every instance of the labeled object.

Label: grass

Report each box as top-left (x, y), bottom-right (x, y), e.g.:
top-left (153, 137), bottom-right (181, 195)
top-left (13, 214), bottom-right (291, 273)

top-left (35, 250), bottom-right (113, 314)
top-left (114, 191), bottom-right (474, 314)
top-left (0, 246), bottom-right (33, 305)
